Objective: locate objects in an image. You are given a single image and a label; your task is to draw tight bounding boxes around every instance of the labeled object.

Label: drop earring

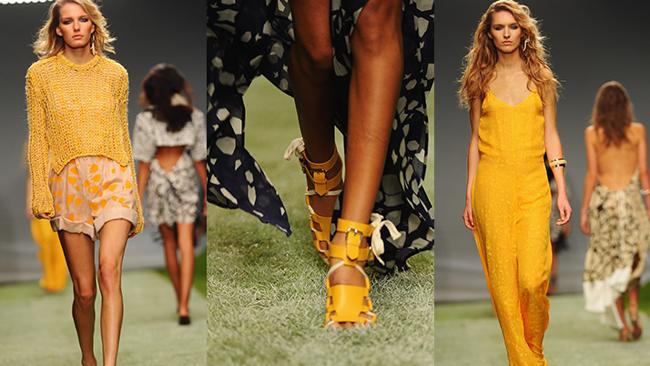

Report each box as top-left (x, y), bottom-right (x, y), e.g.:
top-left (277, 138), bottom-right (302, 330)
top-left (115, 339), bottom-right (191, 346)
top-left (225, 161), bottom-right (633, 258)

top-left (522, 38), bottom-right (529, 52)
top-left (90, 33), bottom-right (96, 54)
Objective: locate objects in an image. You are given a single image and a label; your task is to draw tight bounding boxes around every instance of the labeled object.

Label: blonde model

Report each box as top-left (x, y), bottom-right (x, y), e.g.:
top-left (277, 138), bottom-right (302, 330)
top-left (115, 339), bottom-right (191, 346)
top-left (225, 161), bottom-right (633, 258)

top-left (26, 1), bottom-right (143, 365)
top-left (459, 1), bottom-right (571, 364)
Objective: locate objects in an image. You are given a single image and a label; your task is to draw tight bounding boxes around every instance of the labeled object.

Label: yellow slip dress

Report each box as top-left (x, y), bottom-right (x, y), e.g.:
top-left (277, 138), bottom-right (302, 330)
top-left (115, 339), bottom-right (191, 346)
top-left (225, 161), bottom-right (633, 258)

top-left (472, 90), bottom-right (552, 366)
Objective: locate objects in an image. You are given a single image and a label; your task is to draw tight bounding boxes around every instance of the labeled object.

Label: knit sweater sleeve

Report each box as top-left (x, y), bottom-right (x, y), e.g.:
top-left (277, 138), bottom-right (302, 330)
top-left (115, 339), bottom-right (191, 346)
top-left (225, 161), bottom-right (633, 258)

top-left (26, 67), bottom-right (54, 217)
top-left (118, 69), bottom-right (144, 235)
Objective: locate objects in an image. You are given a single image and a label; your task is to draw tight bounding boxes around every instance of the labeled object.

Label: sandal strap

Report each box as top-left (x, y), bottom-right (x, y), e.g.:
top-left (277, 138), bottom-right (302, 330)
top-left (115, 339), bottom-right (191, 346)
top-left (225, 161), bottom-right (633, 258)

top-left (324, 262), bottom-right (375, 326)
top-left (306, 198), bottom-right (332, 257)
top-left (284, 137), bottom-right (342, 196)
top-left (368, 213), bottom-right (402, 265)
top-left (335, 218), bottom-right (373, 261)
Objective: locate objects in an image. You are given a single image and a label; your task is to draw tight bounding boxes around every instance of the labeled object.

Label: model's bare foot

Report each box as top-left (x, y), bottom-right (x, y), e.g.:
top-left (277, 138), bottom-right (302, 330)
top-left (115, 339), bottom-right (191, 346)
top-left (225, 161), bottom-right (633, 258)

top-left (325, 231), bottom-right (372, 328)
top-left (632, 319), bottom-right (643, 340)
top-left (619, 327), bottom-right (632, 342)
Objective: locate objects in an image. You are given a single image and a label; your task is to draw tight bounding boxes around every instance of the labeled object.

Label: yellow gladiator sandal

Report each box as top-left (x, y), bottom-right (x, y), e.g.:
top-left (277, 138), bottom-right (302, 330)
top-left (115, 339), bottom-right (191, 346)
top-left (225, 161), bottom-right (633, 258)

top-left (324, 213), bottom-right (401, 328)
top-left (324, 214), bottom-right (401, 327)
top-left (284, 138), bottom-right (342, 262)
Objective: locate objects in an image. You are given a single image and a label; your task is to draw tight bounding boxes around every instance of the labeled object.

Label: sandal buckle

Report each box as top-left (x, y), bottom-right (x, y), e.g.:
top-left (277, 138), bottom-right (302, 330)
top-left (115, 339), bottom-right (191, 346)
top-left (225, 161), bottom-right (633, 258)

top-left (345, 228), bottom-right (361, 260)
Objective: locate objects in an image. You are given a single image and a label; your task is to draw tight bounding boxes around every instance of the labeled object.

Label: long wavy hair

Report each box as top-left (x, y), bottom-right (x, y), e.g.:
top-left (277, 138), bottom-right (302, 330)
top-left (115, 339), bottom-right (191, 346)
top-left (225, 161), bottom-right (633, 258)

top-left (141, 64), bottom-right (194, 133)
top-left (592, 81), bottom-right (634, 147)
top-left (33, 0), bottom-right (115, 58)
top-left (458, 0), bottom-right (557, 107)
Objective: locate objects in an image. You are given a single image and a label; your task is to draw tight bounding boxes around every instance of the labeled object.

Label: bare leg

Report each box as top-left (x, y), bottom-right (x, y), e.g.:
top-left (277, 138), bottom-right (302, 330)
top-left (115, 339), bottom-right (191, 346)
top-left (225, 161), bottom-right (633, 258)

top-left (629, 256), bottom-right (642, 339)
top-left (330, 0), bottom-right (403, 287)
top-left (97, 219), bottom-right (130, 366)
top-left (287, 0), bottom-right (341, 232)
top-left (176, 223), bottom-right (195, 318)
top-left (629, 283), bottom-right (642, 338)
top-left (59, 231), bottom-right (97, 366)
top-left (160, 224), bottom-right (181, 306)
top-left (288, 0), bottom-right (335, 163)
top-left (615, 295), bottom-right (631, 341)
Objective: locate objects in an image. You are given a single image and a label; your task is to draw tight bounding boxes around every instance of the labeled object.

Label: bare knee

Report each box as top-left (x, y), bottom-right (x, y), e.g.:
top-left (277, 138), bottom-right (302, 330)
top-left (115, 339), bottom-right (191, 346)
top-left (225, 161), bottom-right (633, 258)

top-left (73, 282), bottom-right (97, 308)
top-left (98, 262), bottom-right (121, 293)
top-left (293, 39), bottom-right (333, 75)
top-left (353, 0), bottom-right (402, 55)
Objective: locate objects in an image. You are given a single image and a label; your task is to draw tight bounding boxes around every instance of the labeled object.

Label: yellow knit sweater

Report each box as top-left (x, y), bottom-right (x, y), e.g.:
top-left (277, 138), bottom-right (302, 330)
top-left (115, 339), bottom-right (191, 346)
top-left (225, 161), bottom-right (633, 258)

top-left (26, 53), bottom-right (143, 235)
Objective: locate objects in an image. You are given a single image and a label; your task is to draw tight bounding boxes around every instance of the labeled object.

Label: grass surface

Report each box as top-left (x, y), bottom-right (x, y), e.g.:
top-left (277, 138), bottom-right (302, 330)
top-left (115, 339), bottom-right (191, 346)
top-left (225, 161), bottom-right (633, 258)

top-left (208, 78), bottom-right (434, 365)
top-left (639, 281), bottom-right (650, 317)
top-left (436, 295), bottom-right (650, 366)
top-left (0, 270), bottom-right (206, 366)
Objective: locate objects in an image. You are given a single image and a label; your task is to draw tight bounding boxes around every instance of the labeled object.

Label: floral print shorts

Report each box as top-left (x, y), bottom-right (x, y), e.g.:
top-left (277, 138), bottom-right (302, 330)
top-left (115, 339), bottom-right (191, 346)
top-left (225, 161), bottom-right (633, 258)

top-left (49, 156), bottom-right (138, 240)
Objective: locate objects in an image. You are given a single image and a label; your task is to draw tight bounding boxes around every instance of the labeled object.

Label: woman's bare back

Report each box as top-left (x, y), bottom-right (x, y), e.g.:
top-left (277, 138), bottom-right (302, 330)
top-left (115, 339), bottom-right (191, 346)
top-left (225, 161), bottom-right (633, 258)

top-left (591, 122), bottom-right (643, 189)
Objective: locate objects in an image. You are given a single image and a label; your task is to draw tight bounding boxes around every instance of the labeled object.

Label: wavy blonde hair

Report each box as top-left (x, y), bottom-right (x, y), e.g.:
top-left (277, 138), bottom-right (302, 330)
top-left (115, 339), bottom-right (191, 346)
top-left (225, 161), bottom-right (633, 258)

top-left (458, 0), bottom-right (557, 107)
top-left (33, 0), bottom-right (115, 58)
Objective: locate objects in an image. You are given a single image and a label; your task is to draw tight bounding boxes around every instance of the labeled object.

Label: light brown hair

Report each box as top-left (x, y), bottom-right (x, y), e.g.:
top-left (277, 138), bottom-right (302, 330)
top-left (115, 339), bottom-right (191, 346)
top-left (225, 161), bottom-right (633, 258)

top-left (458, 0), bottom-right (557, 107)
top-left (592, 81), bottom-right (634, 147)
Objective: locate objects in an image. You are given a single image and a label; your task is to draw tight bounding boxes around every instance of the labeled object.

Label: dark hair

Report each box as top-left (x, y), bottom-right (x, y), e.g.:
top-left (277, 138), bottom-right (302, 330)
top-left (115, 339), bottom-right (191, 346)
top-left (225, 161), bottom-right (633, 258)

top-left (591, 81), bottom-right (633, 147)
top-left (141, 64), bottom-right (193, 132)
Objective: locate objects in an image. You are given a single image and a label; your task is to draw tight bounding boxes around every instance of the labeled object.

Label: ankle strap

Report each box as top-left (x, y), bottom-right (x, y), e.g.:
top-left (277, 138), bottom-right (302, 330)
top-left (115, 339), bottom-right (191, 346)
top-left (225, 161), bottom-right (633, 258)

top-left (331, 218), bottom-right (374, 262)
top-left (283, 137), bottom-right (341, 196)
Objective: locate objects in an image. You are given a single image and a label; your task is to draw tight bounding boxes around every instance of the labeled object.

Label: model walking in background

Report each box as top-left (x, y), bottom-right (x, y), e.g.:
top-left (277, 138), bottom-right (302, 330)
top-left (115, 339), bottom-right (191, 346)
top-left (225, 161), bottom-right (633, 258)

top-left (26, 1), bottom-right (142, 365)
top-left (133, 64), bottom-right (207, 326)
top-left (580, 81), bottom-right (650, 342)
top-left (459, 1), bottom-right (571, 364)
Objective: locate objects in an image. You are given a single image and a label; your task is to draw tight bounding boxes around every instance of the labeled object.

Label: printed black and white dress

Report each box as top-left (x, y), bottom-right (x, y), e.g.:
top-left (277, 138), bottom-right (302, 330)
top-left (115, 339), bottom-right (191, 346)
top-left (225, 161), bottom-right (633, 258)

top-left (207, 0), bottom-right (434, 271)
top-left (133, 109), bottom-right (207, 226)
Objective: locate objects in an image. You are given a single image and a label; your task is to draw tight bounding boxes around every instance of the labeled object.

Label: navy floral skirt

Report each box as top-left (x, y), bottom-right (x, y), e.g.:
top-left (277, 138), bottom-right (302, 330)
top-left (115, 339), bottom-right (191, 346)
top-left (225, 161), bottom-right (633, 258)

top-left (207, 0), bottom-right (434, 271)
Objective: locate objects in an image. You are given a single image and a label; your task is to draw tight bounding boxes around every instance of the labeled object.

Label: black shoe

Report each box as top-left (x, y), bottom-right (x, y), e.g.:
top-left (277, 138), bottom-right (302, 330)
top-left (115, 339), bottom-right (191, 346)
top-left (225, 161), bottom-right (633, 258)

top-left (179, 315), bottom-right (191, 325)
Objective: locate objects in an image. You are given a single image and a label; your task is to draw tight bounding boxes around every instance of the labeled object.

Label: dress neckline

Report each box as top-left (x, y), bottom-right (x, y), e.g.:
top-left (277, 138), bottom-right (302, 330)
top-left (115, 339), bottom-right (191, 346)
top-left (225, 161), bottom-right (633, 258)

top-left (487, 89), bottom-right (537, 107)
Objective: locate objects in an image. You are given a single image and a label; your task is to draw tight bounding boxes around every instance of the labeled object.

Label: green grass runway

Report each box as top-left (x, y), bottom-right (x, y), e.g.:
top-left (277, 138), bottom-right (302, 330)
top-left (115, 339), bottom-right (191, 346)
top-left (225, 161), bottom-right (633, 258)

top-left (0, 270), bottom-right (207, 366)
top-left (208, 79), bottom-right (435, 365)
top-left (436, 294), bottom-right (650, 366)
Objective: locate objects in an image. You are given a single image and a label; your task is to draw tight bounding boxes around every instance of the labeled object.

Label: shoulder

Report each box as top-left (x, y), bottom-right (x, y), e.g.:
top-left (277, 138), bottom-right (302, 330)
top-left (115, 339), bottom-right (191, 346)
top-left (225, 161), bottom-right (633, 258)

top-left (191, 109), bottom-right (205, 122)
top-left (584, 125), bottom-right (597, 141)
top-left (540, 66), bottom-right (555, 80)
top-left (631, 122), bottom-right (646, 138)
top-left (26, 57), bottom-right (56, 79)
top-left (135, 110), bottom-right (155, 126)
top-left (100, 57), bottom-right (128, 80)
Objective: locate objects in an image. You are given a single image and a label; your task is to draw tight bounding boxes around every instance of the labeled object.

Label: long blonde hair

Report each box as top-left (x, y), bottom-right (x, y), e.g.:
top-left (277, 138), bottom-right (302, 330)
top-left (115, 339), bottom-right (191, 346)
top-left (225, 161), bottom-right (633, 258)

top-left (458, 0), bottom-right (557, 107)
top-left (33, 0), bottom-right (115, 58)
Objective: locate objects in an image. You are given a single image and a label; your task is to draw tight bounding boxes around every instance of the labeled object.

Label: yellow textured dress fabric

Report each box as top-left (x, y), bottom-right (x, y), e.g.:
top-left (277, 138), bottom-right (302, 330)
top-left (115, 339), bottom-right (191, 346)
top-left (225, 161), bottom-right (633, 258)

top-left (472, 91), bottom-right (552, 366)
top-left (26, 53), bottom-right (143, 235)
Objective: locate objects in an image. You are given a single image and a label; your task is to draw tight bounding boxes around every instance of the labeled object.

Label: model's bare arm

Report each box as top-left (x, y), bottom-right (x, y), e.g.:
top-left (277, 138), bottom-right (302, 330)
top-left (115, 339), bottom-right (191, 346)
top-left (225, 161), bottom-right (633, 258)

top-left (463, 98), bottom-right (481, 230)
top-left (580, 127), bottom-right (598, 234)
top-left (543, 89), bottom-right (572, 225)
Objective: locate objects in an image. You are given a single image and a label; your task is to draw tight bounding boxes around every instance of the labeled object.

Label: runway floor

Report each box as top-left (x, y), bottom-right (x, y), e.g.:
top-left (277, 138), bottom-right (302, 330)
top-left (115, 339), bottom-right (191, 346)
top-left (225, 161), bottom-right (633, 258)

top-left (436, 295), bottom-right (650, 366)
top-left (0, 270), bottom-right (206, 366)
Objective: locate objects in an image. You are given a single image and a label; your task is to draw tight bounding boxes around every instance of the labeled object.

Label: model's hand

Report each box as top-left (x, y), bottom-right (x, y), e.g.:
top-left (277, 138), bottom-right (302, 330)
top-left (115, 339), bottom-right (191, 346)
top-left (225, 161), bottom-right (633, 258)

top-left (35, 212), bottom-right (53, 220)
top-left (580, 209), bottom-right (590, 235)
top-left (556, 193), bottom-right (571, 225)
top-left (463, 200), bottom-right (475, 230)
